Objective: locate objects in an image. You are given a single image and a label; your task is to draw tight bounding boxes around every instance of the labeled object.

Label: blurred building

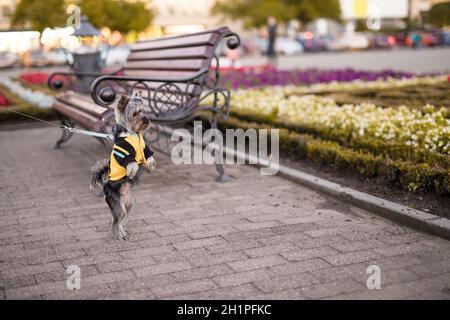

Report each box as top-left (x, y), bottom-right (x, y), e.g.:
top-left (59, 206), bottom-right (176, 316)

top-left (339, 0), bottom-right (448, 20)
top-left (340, 0), bottom-right (409, 20)
top-left (144, 0), bottom-right (242, 37)
top-left (339, 0), bottom-right (448, 30)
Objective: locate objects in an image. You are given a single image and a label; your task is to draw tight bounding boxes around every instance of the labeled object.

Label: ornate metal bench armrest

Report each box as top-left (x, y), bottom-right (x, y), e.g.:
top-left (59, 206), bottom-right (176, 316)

top-left (89, 68), bottom-right (210, 107)
top-left (47, 69), bottom-right (122, 91)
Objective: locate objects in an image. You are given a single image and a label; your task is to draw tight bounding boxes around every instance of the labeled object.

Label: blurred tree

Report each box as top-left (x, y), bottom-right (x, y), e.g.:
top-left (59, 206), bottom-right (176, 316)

top-left (11, 0), bottom-right (66, 31)
top-left (11, 0), bottom-right (153, 33)
top-left (79, 0), bottom-right (154, 34)
top-left (211, 0), bottom-right (341, 28)
top-left (427, 2), bottom-right (450, 28)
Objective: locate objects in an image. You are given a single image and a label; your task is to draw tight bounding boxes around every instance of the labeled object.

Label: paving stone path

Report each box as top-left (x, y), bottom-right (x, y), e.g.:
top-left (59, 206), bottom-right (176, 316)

top-left (0, 127), bottom-right (449, 299)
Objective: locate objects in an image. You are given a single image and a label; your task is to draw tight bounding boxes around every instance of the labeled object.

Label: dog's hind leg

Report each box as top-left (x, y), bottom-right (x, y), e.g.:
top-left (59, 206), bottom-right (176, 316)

top-left (105, 198), bottom-right (122, 240)
top-left (118, 182), bottom-right (132, 239)
top-left (122, 191), bottom-right (133, 234)
top-left (118, 198), bottom-right (128, 239)
top-left (104, 184), bottom-right (126, 240)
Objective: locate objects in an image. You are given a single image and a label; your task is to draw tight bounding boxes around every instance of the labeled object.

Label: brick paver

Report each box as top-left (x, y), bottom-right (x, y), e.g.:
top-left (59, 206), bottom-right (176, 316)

top-left (1, 127), bottom-right (450, 299)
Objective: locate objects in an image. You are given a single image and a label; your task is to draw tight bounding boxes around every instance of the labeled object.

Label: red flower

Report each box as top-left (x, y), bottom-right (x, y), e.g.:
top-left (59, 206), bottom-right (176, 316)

top-left (0, 94), bottom-right (11, 107)
top-left (19, 72), bottom-right (50, 85)
top-left (19, 71), bottom-right (69, 86)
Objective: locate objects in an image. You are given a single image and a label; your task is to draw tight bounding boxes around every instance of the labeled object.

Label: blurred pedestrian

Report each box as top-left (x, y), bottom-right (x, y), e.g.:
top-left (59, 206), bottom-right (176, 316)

top-left (266, 16), bottom-right (278, 67)
top-left (411, 32), bottom-right (421, 49)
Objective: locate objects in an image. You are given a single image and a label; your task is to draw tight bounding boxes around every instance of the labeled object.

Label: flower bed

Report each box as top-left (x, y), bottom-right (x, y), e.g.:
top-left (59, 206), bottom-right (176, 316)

top-left (216, 116), bottom-right (450, 195)
top-left (0, 78), bottom-right (54, 109)
top-left (19, 72), bottom-right (50, 85)
top-left (18, 68), bottom-right (422, 91)
top-left (231, 87), bottom-right (449, 155)
top-left (215, 81), bottom-right (450, 195)
top-left (0, 93), bottom-right (11, 107)
top-left (0, 82), bottom-right (56, 122)
top-left (276, 75), bottom-right (448, 96)
top-left (219, 67), bottom-right (417, 89)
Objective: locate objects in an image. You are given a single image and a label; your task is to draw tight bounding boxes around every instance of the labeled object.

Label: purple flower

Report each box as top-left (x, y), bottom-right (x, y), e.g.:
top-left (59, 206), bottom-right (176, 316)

top-left (219, 68), bottom-right (426, 89)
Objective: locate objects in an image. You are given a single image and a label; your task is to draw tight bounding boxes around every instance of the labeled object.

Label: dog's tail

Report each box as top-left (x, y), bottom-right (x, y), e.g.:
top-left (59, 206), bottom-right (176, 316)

top-left (90, 159), bottom-right (110, 189)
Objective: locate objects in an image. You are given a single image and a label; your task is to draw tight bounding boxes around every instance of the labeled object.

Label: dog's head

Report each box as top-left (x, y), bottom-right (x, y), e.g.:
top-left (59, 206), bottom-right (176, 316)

top-left (114, 92), bottom-right (150, 133)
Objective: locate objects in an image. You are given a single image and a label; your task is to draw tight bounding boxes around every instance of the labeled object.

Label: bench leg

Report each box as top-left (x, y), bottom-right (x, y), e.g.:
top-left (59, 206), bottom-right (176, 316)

top-left (211, 115), bottom-right (232, 183)
top-left (55, 119), bottom-right (75, 149)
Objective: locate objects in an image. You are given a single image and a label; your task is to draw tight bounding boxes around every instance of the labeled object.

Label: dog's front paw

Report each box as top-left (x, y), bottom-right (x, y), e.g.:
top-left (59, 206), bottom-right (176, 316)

top-left (126, 162), bottom-right (139, 178)
top-left (146, 156), bottom-right (156, 172)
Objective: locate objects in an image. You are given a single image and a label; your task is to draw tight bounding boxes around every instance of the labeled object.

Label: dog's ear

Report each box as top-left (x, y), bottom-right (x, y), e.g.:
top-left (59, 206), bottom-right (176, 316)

top-left (116, 95), bottom-right (130, 114)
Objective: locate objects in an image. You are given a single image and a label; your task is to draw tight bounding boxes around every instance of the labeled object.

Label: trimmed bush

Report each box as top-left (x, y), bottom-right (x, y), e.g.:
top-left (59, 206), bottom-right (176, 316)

top-left (216, 116), bottom-right (450, 195)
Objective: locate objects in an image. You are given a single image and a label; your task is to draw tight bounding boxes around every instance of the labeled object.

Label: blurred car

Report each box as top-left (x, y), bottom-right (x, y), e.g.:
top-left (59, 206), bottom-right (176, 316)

top-left (105, 45), bottom-right (130, 66)
top-left (297, 32), bottom-right (329, 52)
top-left (367, 34), bottom-right (396, 49)
top-left (421, 31), bottom-right (440, 47)
top-left (326, 33), bottom-right (369, 51)
top-left (46, 49), bottom-right (68, 66)
top-left (394, 31), bottom-right (409, 47)
top-left (275, 37), bottom-right (304, 55)
top-left (257, 37), bottom-right (303, 56)
top-left (0, 51), bottom-right (18, 68)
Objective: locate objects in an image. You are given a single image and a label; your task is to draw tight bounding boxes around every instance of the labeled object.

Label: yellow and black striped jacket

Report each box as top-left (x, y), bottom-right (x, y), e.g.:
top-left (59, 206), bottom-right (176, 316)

top-left (109, 131), bottom-right (153, 181)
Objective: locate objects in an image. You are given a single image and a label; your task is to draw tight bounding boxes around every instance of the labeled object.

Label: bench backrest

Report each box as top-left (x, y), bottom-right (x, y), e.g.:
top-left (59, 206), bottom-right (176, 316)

top-left (125, 27), bottom-right (229, 80)
top-left (118, 27), bottom-right (232, 117)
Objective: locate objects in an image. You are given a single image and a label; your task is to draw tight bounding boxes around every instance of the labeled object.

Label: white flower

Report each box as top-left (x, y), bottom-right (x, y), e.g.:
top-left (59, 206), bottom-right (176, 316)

top-left (229, 80), bottom-right (450, 155)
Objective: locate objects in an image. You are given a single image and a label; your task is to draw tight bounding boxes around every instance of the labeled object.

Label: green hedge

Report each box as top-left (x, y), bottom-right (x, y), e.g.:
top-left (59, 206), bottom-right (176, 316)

top-left (230, 109), bottom-right (449, 170)
top-left (217, 116), bottom-right (450, 195)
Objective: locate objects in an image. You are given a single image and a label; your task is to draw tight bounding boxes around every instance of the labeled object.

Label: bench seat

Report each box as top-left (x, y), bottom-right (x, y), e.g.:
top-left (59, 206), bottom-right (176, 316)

top-left (54, 92), bottom-right (113, 132)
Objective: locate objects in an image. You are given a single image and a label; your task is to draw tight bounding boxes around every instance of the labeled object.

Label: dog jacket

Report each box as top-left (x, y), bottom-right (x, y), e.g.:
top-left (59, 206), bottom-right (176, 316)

top-left (109, 131), bottom-right (153, 181)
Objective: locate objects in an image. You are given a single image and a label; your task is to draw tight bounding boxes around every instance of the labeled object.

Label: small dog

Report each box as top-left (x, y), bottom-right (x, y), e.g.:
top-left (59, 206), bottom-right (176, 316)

top-left (91, 92), bottom-right (156, 240)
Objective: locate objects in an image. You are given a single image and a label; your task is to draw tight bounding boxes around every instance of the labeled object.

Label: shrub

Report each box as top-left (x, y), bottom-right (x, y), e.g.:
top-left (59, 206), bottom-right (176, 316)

top-left (216, 116), bottom-right (450, 195)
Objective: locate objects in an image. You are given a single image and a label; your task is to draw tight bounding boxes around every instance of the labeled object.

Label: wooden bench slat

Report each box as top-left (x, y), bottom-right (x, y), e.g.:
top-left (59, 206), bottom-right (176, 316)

top-left (131, 33), bottom-right (220, 51)
top-left (123, 69), bottom-right (205, 81)
top-left (54, 101), bottom-right (104, 132)
top-left (127, 46), bottom-right (214, 61)
top-left (124, 59), bottom-right (208, 71)
top-left (57, 93), bottom-right (110, 118)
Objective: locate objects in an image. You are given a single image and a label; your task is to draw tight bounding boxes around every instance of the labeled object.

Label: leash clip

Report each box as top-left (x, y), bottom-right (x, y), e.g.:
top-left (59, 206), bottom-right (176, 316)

top-left (61, 125), bottom-right (75, 133)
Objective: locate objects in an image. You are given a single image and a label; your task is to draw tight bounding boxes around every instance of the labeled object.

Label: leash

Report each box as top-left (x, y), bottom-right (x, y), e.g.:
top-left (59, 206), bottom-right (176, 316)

top-left (59, 126), bottom-right (114, 140)
top-left (4, 108), bottom-right (114, 140)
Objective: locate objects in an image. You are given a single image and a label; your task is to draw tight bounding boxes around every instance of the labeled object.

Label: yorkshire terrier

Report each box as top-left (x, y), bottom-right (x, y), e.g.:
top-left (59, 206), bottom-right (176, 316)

top-left (91, 92), bottom-right (156, 240)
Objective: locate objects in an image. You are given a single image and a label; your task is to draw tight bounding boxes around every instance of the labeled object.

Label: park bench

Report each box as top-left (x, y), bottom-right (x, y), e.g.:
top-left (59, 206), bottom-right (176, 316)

top-left (48, 27), bottom-right (240, 181)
